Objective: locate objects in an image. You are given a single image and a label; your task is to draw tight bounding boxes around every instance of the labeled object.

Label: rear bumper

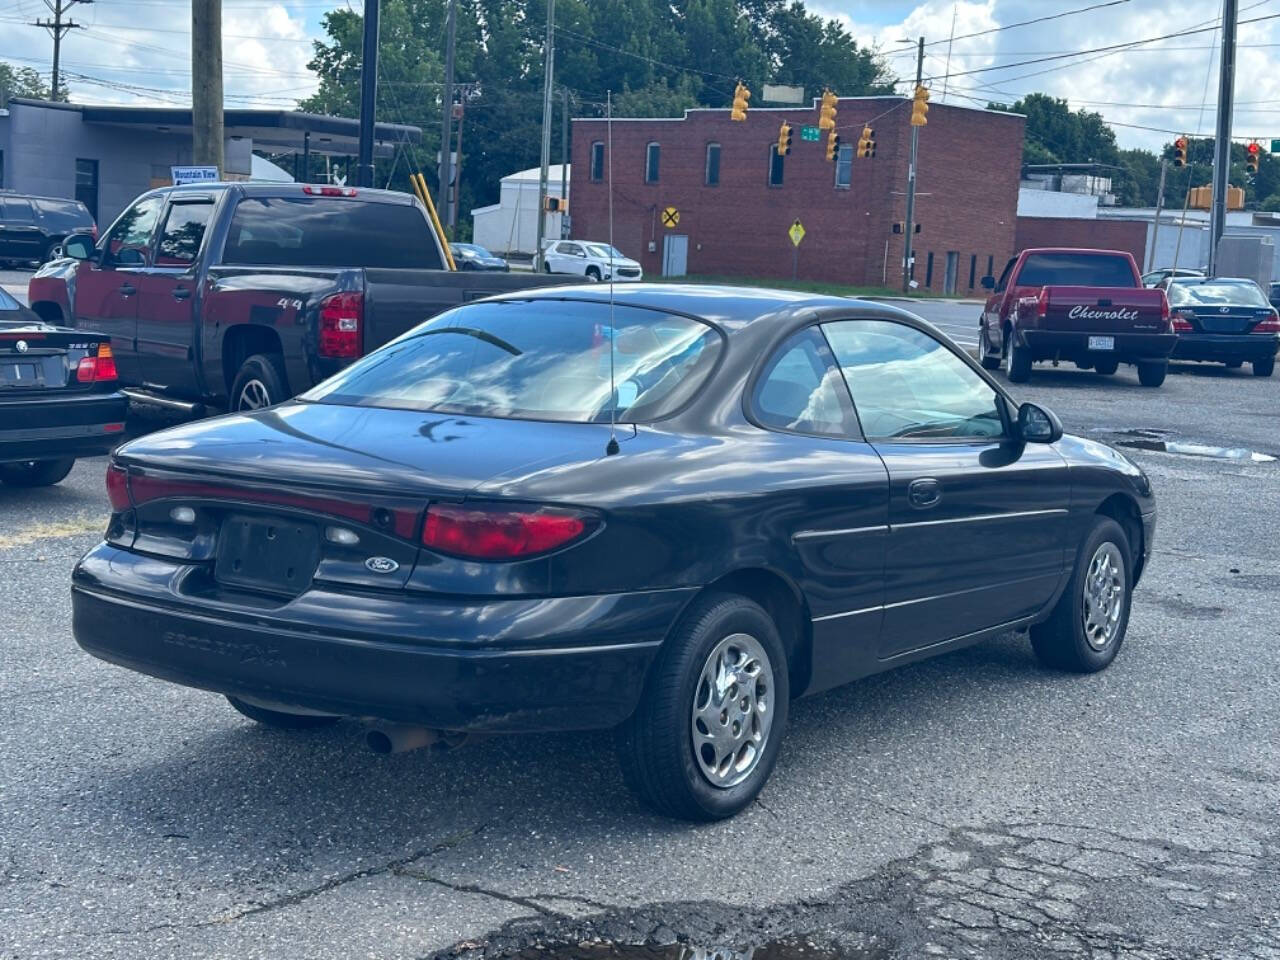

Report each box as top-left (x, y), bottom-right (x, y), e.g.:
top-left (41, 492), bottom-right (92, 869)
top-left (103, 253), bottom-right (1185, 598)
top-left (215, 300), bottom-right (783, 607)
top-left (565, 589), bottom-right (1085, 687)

top-left (0, 390), bottom-right (127, 462)
top-left (1172, 333), bottom-right (1279, 363)
top-left (71, 542), bottom-right (695, 732)
top-left (1021, 330), bottom-right (1177, 362)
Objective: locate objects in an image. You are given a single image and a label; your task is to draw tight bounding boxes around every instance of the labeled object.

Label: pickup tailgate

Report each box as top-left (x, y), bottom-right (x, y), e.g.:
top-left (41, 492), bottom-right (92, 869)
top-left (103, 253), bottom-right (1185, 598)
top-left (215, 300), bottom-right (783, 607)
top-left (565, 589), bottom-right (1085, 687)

top-left (1039, 285), bottom-right (1168, 333)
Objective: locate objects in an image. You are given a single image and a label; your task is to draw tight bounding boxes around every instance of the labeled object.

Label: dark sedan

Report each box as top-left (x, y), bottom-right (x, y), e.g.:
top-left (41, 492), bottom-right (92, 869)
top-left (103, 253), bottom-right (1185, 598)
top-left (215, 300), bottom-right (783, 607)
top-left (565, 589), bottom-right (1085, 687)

top-left (451, 242), bottom-right (509, 271)
top-left (1162, 276), bottom-right (1279, 376)
top-left (71, 285), bottom-right (1155, 820)
top-left (1, 288), bottom-right (127, 486)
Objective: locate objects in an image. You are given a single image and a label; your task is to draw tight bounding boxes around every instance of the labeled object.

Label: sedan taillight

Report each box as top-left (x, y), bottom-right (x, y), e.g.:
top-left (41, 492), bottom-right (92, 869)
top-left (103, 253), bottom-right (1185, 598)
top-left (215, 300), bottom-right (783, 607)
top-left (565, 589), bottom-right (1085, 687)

top-left (1172, 311), bottom-right (1195, 333)
top-left (318, 292), bottom-right (363, 358)
top-left (1255, 311), bottom-right (1280, 333)
top-left (77, 343), bottom-right (118, 382)
top-left (421, 503), bottom-right (598, 560)
top-left (106, 462), bottom-right (130, 510)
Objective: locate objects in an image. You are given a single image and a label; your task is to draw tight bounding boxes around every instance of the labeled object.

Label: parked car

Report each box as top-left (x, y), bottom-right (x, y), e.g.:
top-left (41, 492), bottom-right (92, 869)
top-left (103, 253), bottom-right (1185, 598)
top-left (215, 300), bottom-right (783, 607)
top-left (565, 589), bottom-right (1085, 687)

top-left (543, 240), bottom-right (643, 282)
top-left (1141, 267), bottom-right (1204, 288)
top-left (0, 286), bottom-right (126, 487)
top-left (979, 248), bottom-right (1175, 386)
top-left (72, 284), bottom-right (1154, 821)
top-left (0, 192), bottom-right (96, 267)
top-left (450, 242), bottom-right (509, 271)
top-left (1160, 276), bottom-right (1279, 377)
top-left (28, 183), bottom-right (567, 415)
top-left (1268, 282), bottom-right (1280, 312)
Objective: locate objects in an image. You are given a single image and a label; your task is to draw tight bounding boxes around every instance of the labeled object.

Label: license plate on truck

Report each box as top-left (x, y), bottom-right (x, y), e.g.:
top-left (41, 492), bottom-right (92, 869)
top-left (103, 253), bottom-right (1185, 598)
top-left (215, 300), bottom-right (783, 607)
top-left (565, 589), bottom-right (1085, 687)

top-left (1088, 336), bottom-right (1115, 351)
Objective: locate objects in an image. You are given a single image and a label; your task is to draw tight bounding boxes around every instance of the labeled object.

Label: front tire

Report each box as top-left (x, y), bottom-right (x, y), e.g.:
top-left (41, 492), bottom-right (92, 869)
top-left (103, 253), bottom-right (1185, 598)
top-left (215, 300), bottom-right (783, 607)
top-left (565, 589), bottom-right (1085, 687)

top-left (1005, 326), bottom-right (1032, 382)
top-left (1137, 360), bottom-right (1167, 387)
top-left (230, 353), bottom-right (290, 412)
top-left (616, 593), bottom-right (789, 821)
top-left (226, 696), bottom-right (340, 729)
top-left (0, 458), bottom-right (76, 487)
top-left (1253, 357), bottom-right (1275, 377)
top-left (1031, 516), bottom-right (1132, 673)
top-left (585, 266), bottom-right (602, 282)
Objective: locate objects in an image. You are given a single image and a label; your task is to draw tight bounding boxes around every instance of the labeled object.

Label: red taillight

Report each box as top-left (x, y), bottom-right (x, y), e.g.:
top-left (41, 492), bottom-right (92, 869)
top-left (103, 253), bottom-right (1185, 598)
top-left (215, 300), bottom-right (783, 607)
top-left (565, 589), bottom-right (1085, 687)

top-left (421, 503), bottom-right (596, 560)
top-left (77, 343), bottom-right (118, 382)
top-left (1160, 292), bottom-right (1171, 326)
top-left (1255, 311), bottom-right (1280, 333)
top-left (106, 462), bottom-right (130, 511)
top-left (1035, 288), bottom-right (1049, 319)
top-left (319, 291), bottom-right (363, 358)
top-left (303, 185), bottom-right (358, 197)
top-left (1172, 311), bottom-right (1195, 333)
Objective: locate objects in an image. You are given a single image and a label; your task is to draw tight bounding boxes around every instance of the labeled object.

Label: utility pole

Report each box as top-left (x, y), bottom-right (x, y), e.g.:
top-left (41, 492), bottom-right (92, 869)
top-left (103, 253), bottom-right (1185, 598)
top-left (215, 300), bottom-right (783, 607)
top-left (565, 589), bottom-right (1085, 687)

top-left (535, 0), bottom-right (556, 270)
top-left (1147, 159), bottom-right (1168, 271)
top-left (438, 0), bottom-right (457, 232)
top-left (33, 0), bottom-right (91, 101)
top-left (902, 36), bottom-right (924, 293)
top-left (191, 0), bottom-right (224, 175)
top-left (356, 0), bottom-right (380, 188)
top-left (560, 86), bottom-right (570, 239)
top-left (1208, 0), bottom-right (1237, 275)
top-left (450, 93), bottom-right (466, 229)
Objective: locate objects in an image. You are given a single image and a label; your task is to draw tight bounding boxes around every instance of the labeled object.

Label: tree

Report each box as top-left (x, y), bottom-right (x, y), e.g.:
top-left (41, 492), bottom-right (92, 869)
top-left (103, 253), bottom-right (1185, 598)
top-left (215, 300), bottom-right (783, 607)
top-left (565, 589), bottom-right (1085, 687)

top-left (0, 61), bottom-right (64, 104)
top-left (988, 93), bottom-right (1118, 167)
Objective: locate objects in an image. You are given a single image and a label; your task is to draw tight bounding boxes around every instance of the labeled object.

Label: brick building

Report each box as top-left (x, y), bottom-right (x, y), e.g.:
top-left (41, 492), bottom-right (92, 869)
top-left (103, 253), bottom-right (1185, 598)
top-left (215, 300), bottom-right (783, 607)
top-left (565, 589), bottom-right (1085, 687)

top-left (569, 97), bottom-right (1025, 293)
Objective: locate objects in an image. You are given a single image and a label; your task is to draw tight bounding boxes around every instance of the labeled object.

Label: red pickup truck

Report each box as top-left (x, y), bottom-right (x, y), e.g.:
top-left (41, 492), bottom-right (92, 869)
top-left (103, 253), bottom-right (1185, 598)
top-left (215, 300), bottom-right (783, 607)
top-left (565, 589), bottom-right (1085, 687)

top-left (978, 248), bottom-right (1175, 387)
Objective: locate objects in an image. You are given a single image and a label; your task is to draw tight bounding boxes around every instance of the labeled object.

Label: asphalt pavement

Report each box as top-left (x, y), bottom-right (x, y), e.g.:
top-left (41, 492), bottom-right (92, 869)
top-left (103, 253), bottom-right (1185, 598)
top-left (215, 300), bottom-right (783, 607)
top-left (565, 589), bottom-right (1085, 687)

top-left (2, 284), bottom-right (1279, 960)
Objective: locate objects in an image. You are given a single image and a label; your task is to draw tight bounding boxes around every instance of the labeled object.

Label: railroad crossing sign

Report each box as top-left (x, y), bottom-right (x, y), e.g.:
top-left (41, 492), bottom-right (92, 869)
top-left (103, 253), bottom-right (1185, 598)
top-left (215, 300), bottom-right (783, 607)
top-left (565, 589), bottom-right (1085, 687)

top-left (661, 206), bottom-right (680, 228)
top-left (788, 219), bottom-right (805, 246)
top-left (800, 125), bottom-right (821, 142)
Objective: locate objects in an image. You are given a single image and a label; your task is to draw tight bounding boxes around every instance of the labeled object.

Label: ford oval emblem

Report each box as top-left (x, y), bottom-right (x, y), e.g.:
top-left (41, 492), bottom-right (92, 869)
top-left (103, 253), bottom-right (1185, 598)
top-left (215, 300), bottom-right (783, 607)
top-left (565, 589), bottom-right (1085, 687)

top-left (364, 556), bottom-right (399, 574)
top-left (15, 340), bottom-right (28, 353)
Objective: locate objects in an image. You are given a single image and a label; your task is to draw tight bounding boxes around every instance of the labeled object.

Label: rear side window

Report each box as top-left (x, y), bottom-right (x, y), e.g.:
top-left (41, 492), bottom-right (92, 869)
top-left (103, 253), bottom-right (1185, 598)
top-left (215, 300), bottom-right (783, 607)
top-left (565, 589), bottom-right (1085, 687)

top-left (1016, 253), bottom-right (1136, 288)
top-left (751, 327), bottom-right (858, 439)
top-left (303, 300), bottom-right (723, 423)
top-left (1, 198), bottom-right (34, 222)
top-left (155, 202), bottom-right (214, 266)
top-left (224, 197), bottom-right (443, 269)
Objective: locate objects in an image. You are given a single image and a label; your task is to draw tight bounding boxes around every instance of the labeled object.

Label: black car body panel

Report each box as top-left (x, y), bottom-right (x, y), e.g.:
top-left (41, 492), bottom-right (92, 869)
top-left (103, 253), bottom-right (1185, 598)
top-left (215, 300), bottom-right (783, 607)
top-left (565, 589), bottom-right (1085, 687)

top-left (72, 286), bottom-right (1156, 731)
top-left (0, 192), bottom-right (95, 264)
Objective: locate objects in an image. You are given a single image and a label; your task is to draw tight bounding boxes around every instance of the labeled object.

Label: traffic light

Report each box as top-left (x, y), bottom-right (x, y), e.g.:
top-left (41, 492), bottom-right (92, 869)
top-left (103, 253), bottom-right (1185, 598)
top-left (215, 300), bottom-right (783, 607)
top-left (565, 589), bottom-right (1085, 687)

top-left (819, 90), bottom-right (838, 131)
top-left (910, 85), bottom-right (930, 127)
top-left (777, 121), bottom-right (793, 156)
top-left (1173, 136), bottom-right (1188, 167)
top-left (1247, 141), bottom-right (1261, 176)
top-left (731, 82), bottom-right (751, 121)
top-left (857, 124), bottom-right (876, 158)
top-left (825, 128), bottom-right (841, 162)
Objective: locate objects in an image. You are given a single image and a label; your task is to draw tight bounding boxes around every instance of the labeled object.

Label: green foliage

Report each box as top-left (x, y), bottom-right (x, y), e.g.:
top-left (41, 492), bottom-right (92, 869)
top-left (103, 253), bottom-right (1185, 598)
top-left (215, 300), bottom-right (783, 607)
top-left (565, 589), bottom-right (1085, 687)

top-left (0, 61), bottom-right (66, 104)
top-left (989, 93), bottom-right (1118, 167)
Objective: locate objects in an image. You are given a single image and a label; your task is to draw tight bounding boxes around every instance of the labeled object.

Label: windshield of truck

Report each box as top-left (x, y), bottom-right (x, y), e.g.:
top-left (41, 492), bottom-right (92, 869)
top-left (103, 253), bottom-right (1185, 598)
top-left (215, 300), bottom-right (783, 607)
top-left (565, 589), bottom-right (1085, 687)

top-left (1016, 252), bottom-right (1136, 288)
top-left (223, 196), bottom-right (444, 270)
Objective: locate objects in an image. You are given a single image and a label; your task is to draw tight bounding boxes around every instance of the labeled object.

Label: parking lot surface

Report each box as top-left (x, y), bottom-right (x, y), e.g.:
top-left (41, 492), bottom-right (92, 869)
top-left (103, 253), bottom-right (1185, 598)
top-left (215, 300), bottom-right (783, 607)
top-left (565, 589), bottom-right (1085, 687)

top-left (2, 294), bottom-right (1278, 960)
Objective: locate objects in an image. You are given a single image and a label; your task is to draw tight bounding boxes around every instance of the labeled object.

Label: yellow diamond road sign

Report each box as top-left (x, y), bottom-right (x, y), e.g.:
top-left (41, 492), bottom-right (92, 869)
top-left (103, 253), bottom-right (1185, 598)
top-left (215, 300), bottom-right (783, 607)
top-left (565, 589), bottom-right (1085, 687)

top-left (789, 219), bottom-right (805, 246)
top-left (661, 206), bottom-right (680, 228)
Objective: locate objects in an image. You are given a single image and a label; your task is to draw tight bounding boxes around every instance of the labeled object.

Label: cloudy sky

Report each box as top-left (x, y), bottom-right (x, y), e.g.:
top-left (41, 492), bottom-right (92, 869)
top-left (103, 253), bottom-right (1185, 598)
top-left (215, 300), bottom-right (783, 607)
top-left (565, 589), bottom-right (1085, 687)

top-left (0, 0), bottom-right (1272, 154)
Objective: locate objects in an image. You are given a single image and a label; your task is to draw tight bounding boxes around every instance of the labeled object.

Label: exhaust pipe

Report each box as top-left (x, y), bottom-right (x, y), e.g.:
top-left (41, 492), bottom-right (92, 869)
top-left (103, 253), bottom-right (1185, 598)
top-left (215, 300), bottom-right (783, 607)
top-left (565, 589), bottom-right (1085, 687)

top-left (365, 724), bottom-right (467, 755)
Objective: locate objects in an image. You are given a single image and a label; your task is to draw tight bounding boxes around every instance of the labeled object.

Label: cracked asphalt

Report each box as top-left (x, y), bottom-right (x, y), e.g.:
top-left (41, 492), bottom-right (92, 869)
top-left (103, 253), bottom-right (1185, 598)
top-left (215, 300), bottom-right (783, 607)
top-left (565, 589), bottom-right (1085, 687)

top-left (2, 296), bottom-right (1279, 959)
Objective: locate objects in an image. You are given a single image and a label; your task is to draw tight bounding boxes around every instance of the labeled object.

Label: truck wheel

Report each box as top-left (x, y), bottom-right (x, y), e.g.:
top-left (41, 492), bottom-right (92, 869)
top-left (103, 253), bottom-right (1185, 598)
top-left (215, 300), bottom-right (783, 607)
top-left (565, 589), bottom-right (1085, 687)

top-left (1253, 357), bottom-right (1275, 377)
top-left (1031, 516), bottom-right (1132, 673)
top-left (1137, 360), bottom-right (1167, 387)
top-left (230, 354), bottom-right (290, 411)
top-left (1093, 358), bottom-right (1119, 375)
top-left (978, 326), bottom-right (1001, 370)
top-left (0, 458), bottom-right (76, 487)
top-left (1004, 327), bottom-right (1032, 383)
top-left (615, 593), bottom-right (789, 821)
top-left (226, 696), bottom-right (340, 729)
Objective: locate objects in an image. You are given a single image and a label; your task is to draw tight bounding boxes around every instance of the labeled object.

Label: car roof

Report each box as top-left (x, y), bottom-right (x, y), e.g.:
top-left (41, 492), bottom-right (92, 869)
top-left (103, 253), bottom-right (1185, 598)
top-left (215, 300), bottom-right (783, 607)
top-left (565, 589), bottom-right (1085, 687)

top-left (0, 191), bottom-right (85, 206)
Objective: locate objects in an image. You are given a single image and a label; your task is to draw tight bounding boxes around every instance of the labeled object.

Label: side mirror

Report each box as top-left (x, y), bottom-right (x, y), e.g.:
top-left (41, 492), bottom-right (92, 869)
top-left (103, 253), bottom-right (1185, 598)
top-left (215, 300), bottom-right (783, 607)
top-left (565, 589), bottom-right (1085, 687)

top-left (1017, 402), bottom-right (1063, 444)
top-left (63, 234), bottom-right (94, 261)
top-left (980, 275), bottom-right (995, 290)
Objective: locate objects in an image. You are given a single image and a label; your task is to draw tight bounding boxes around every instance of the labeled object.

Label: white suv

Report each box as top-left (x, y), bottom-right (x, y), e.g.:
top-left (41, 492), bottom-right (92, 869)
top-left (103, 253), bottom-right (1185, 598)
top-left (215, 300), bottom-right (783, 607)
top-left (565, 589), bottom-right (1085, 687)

top-left (543, 241), bottom-right (643, 282)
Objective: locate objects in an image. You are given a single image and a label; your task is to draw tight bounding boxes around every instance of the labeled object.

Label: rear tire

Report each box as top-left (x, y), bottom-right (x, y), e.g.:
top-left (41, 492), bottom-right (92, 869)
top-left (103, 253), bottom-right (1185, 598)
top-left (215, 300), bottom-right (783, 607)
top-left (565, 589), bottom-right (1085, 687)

top-left (1137, 360), bottom-right (1167, 387)
top-left (1093, 358), bottom-right (1119, 376)
top-left (0, 458), bottom-right (76, 487)
top-left (616, 593), bottom-right (789, 821)
top-left (230, 353), bottom-right (290, 411)
top-left (979, 326), bottom-right (1001, 370)
top-left (1005, 327), bottom-right (1032, 382)
top-left (1253, 357), bottom-right (1275, 377)
top-left (1031, 516), bottom-right (1132, 673)
top-left (226, 696), bottom-right (340, 729)
top-left (43, 239), bottom-right (63, 264)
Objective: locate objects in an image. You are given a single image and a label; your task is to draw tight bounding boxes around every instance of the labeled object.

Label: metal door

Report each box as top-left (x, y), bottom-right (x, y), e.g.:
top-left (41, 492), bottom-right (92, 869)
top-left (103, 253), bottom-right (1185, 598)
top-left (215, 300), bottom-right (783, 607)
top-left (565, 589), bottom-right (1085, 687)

top-left (662, 234), bottom-right (688, 277)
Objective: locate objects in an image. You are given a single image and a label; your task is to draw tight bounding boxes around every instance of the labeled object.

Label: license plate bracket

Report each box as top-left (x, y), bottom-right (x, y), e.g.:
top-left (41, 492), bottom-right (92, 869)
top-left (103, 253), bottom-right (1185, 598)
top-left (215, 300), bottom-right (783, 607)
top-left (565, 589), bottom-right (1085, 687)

top-left (1088, 335), bottom-right (1115, 351)
top-left (215, 515), bottom-right (321, 596)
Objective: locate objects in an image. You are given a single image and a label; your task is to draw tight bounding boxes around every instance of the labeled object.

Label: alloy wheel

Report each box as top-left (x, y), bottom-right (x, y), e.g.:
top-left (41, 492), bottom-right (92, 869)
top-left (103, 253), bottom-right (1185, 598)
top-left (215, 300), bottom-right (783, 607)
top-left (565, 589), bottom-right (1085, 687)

top-left (1082, 542), bottom-right (1125, 650)
top-left (236, 379), bottom-right (272, 411)
top-left (690, 632), bottom-right (774, 788)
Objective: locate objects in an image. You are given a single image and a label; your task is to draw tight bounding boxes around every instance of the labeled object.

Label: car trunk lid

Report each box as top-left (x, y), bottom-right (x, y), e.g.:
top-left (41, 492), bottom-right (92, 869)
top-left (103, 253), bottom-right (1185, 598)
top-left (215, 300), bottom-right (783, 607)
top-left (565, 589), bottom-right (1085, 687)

top-left (0, 324), bottom-right (110, 394)
top-left (1178, 305), bottom-right (1275, 334)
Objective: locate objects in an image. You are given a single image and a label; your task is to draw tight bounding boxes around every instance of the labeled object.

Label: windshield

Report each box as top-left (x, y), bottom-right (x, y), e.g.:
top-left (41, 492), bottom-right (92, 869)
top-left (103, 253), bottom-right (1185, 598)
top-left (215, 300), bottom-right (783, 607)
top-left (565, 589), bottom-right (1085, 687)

top-left (1017, 252), bottom-right (1136, 288)
top-left (585, 244), bottom-right (625, 260)
top-left (1168, 280), bottom-right (1268, 307)
top-left (303, 299), bottom-right (723, 423)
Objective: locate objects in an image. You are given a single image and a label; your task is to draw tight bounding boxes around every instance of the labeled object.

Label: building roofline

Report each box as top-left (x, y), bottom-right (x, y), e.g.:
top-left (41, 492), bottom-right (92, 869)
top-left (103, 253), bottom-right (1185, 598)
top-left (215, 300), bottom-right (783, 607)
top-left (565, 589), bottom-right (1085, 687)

top-left (572, 96), bottom-right (1025, 124)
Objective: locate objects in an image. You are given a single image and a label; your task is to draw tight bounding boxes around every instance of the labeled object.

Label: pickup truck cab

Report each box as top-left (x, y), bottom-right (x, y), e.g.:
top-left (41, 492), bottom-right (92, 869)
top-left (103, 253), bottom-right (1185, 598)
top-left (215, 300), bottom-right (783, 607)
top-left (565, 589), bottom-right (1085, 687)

top-left (29, 183), bottom-right (565, 413)
top-left (978, 248), bottom-right (1174, 387)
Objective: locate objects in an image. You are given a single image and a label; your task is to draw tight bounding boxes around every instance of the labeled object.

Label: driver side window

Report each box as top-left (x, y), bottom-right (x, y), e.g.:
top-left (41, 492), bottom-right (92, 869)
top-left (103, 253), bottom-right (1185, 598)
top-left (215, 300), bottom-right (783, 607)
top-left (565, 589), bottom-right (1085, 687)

top-left (104, 195), bottom-right (163, 266)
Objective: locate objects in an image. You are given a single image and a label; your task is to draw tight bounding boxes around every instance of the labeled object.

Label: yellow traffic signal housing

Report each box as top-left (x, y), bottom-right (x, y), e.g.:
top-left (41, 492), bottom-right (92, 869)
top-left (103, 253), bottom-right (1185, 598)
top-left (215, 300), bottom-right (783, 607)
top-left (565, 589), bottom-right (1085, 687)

top-left (1247, 142), bottom-right (1261, 175)
top-left (777, 121), bottom-right (793, 156)
top-left (910, 85), bottom-right (930, 127)
top-left (825, 129), bottom-right (841, 162)
top-left (544, 196), bottom-right (568, 213)
top-left (818, 90), bottom-right (838, 131)
top-left (857, 124), bottom-right (876, 158)
top-left (1173, 136), bottom-right (1188, 167)
top-left (730, 82), bottom-right (751, 121)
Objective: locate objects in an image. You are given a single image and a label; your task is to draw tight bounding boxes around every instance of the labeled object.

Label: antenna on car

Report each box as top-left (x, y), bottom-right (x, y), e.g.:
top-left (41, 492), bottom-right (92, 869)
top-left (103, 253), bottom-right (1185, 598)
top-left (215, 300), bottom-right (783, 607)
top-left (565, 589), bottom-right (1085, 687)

top-left (605, 90), bottom-right (620, 457)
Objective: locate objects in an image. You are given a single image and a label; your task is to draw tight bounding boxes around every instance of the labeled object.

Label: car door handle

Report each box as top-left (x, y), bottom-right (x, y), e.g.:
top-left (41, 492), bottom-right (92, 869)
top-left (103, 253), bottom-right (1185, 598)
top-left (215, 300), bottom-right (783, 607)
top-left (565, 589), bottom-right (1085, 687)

top-left (118, 283), bottom-right (136, 297)
top-left (172, 287), bottom-right (191, 301)
top-left (908, 478), bottom-right (942, 509)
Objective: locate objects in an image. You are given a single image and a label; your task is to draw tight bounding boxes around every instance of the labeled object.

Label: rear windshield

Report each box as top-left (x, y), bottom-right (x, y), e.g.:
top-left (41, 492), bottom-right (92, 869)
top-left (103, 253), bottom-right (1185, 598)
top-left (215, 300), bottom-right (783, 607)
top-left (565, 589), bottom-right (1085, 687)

top-left (1167, 280), bottom-right (1268, 307)
top-left (1017, 253), bottom-right (1136, 288)
top-left (303, 299), bottom-right (723, 423)
top-left (223, 196), bottom-right (443, 269)
top-left (0, 288), bottom-right (22, 311)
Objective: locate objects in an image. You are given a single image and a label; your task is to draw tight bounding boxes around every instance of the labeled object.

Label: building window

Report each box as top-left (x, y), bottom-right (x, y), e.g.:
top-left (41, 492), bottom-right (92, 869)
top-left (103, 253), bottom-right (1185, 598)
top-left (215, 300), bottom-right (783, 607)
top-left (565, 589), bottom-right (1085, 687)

top-left (986, 254), bottom-right (994, 281)
top-left (834, 143), bottom-right (853, 188)
top-left (75, 158), bottom-right (99, 223)
top-left (705, 142), bottom-right (721, 186)
top-left (925, 251), bottom-right (935, 288)
top-left (768, 145), bottom-right (784, 187)
top-left (645, 142), bottom-right (660, 183)
top-left (590, 142), bottom-right (604, 182)
top-left (969, 254), bottom-right (977, 289)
